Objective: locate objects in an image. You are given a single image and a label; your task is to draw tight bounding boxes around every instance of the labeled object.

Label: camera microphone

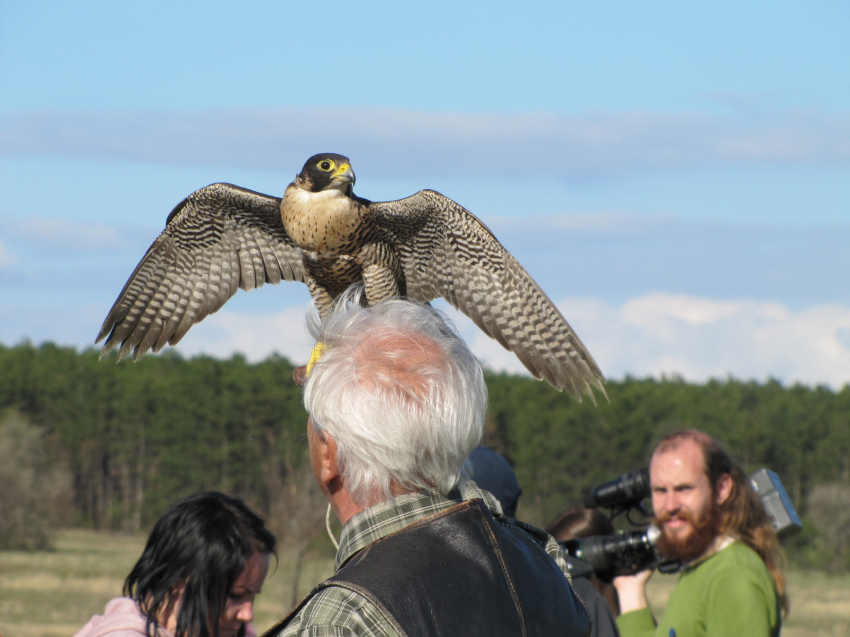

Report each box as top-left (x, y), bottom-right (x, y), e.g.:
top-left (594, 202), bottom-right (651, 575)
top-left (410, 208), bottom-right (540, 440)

top-left (584, 467), bottom-right (651, 509)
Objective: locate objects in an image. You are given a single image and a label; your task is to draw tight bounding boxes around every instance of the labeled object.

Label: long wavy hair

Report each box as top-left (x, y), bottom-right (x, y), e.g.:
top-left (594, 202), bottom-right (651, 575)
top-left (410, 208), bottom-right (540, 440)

top-left (655, 430), bottom-right (789, 615)
top-left (124, 491), bottom-right (277, 637)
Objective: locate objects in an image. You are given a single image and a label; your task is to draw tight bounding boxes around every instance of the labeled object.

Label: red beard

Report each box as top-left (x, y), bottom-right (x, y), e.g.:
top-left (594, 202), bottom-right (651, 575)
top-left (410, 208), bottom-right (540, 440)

top-left (654, 501), bottom-right (720, 563)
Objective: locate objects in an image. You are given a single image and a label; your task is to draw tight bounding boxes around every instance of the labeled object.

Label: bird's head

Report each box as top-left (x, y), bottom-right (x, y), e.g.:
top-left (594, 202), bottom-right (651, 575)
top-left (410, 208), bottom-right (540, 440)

top-left (295, 153), bottom-right (356, 195)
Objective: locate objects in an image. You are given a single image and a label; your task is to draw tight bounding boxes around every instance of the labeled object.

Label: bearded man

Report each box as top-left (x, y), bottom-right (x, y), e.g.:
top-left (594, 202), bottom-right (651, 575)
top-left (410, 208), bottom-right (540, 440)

top-left (613, 430), bottom-right (787, 637)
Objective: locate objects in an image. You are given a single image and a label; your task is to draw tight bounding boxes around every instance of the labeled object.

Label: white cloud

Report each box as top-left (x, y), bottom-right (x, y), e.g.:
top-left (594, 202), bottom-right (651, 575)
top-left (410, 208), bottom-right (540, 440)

top-left (620, 294), bottom-right (781, 329)
top-left (0, 236), bottom-right (14, 270)
top-left (0, 215), bottom-right (156, 268)
top-left (172, 305), bottom-right (315, 364)
top-left (13, 217), bottom-right (124, 250)
top-left (561, 294), bottom-right (850, 389)
top-left (487, 211), bottom-right (678, 233)
top-left (165, 294), bottom-right (850, 390)
top-left (2, 107), bottom-right (848, 180)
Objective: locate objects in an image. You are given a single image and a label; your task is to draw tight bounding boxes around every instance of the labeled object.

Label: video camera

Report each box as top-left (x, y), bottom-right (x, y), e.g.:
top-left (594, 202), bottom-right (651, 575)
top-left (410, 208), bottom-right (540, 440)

top-left (562, 466), bottom-right (802, 577)
top-left (562, 524), bottom-right (671, 578)
top-left (583, 467), bottom-right (651, 511)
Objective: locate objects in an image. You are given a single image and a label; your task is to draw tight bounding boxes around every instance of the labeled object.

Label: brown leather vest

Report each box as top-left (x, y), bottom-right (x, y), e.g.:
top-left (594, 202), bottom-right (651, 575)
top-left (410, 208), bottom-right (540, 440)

top-left (266, 499), bottom-right (590, 637)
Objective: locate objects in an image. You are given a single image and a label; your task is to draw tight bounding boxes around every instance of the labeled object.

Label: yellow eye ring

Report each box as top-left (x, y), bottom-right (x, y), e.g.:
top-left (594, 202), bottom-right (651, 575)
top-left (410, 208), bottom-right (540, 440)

top-left (318, 160), bottom-right (334, 171)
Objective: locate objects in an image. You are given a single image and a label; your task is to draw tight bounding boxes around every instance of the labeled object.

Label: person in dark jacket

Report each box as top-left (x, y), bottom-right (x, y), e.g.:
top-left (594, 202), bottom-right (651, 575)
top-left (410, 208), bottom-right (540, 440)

top-left (468, 448), bottom-right (620, 637)
top-left (466, 446), bottom-right (523, 517)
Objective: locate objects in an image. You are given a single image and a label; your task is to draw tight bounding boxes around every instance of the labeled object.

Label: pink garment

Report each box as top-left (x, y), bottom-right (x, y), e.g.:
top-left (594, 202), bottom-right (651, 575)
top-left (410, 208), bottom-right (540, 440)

top-left (73, 597), bottom-right (258, 637)
top-left (73, 598), bottom-right (172, 637)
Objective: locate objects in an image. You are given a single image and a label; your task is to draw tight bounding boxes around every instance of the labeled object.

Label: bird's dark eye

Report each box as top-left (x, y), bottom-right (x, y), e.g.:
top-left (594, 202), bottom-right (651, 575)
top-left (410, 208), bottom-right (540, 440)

top-left (319, 160), bottom-right (333, 171)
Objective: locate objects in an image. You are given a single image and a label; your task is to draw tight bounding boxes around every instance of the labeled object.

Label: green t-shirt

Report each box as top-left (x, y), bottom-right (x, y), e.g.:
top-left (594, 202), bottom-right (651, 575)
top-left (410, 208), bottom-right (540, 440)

top-left (617, 540), bottom-right (781, 637)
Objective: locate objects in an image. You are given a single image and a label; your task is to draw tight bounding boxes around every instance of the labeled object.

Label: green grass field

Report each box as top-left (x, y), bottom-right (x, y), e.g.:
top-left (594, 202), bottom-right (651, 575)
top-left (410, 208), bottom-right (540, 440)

top-left (1, 530), bottom-right (848, 636)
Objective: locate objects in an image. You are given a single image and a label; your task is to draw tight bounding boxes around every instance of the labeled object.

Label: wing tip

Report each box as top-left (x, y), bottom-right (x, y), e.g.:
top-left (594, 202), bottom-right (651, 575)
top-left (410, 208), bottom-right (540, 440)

top-left (543, 362), bottom-right (608, 406)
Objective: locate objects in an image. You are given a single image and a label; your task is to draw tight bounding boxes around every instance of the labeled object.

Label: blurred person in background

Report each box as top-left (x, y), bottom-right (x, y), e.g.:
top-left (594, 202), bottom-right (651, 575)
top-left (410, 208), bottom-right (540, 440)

top-left (74, 491), bottom-right (276, 637)
top-left (547, 507), bottom-right (621, 637)
top-left (548, 507), bottom-right (621, 618)
top-left (613, 429), bottom-right (786, 637)
top-left (469, 447), bottom-right (620, 637)
top-left (466, 445), bottom-right (522, 517)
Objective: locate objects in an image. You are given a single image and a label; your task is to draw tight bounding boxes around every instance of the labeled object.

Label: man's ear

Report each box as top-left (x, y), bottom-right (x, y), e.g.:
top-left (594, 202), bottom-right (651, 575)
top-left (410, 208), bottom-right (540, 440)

top-left (715, 473), bottom-right (733, 506)
top-left (317, 431), bottom-right (340, 486)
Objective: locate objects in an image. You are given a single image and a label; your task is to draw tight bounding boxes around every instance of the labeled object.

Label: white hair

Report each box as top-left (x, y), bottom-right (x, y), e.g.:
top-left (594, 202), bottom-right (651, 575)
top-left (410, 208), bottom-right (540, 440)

top-left (303, 291), bottom-right (487, 508)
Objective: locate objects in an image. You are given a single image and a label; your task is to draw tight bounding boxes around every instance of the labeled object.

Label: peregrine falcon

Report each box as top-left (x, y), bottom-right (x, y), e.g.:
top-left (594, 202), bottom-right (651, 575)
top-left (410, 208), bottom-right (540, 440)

top-left (97, 153), bottom-right (606, 401)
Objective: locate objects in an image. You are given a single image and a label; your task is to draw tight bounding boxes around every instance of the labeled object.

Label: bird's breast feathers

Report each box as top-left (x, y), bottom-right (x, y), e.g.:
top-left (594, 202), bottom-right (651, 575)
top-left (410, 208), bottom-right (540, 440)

top-left (281, 186), bottom-right (365, 253)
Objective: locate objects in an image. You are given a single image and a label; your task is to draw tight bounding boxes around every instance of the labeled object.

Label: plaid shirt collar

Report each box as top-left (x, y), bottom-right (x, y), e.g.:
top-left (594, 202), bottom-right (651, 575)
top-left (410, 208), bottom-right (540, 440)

top-left (334, 480), bottom-right (503, 571)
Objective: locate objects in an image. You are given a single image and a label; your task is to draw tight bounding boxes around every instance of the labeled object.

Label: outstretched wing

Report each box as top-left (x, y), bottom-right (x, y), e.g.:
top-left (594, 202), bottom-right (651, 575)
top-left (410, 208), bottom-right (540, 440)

top-left (369, 190), bottom-right (606, 401)
top-left (96, 183), bottom-right (306, 362)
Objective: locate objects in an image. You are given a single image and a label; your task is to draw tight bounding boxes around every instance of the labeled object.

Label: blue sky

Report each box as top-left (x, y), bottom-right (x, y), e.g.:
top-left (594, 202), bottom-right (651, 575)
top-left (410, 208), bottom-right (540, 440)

top-left (1, 1), bottom-right (848, 388)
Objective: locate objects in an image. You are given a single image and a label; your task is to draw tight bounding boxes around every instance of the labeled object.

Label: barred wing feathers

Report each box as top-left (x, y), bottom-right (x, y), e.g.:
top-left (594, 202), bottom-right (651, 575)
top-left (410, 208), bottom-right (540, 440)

top-left (96, 183), bottom-right (306, 362)
top-left (370, 190), bottom-right (606, 401)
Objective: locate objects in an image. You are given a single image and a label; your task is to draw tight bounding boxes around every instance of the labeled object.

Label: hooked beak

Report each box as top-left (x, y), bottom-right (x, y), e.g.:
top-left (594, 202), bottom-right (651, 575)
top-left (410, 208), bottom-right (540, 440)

top-left (332, 163), bottom-right (356, 188)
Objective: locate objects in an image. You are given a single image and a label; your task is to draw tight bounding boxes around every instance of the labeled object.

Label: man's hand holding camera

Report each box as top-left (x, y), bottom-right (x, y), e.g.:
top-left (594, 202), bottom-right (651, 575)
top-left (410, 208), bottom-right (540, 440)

top-left (613, 567), bottom-right (653, 615)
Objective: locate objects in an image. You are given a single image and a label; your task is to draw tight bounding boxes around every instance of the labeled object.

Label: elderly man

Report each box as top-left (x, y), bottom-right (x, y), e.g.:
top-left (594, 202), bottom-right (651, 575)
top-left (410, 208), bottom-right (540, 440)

top-left (614, 430), bottom-right (786, 637)
top-left (267, 296), bottom-right (590, 637)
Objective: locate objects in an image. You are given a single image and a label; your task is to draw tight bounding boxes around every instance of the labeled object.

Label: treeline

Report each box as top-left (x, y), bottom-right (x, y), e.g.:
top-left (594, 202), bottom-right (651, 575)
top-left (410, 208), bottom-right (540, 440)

top-left (0, 342), bottom-right (307, 538)
top-left (1, 341), bottom-right (849, 569)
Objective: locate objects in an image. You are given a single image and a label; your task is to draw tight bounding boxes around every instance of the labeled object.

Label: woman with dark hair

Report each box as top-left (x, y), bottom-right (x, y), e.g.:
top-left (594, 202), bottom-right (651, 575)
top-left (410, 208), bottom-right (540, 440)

top-left (548, 506), bottom-right (622, 637)
top-left (74, 491), bottom-right (277, 637)
top-left (548, 506), bottom-right (617, 546)
top-left (548, 506), bottom-right (620, 617)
